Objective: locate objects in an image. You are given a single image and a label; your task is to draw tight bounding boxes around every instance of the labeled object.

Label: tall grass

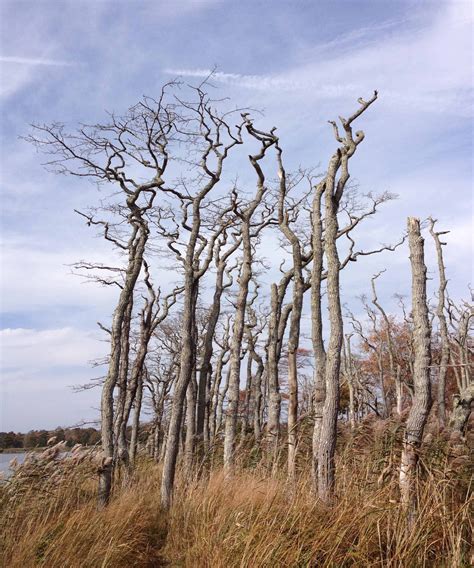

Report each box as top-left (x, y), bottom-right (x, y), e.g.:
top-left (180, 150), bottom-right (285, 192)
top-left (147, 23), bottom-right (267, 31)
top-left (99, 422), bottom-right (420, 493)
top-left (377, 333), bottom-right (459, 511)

top-left (1, 421), bottom-right (472, 567)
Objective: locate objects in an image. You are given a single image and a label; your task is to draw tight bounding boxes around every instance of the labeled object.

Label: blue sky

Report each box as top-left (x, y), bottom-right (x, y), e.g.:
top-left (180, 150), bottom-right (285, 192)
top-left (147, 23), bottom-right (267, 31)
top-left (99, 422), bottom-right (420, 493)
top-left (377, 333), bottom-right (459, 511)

top-left (0, 0), bottom-right (472, 431)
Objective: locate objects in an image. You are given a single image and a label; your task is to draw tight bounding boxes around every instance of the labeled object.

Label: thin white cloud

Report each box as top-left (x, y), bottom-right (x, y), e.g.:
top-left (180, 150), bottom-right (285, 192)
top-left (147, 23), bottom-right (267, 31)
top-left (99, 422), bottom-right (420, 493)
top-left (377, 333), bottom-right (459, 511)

top-left (0, 55), bottom-right (78, 67)
top-left (0, 55), bottom-right (80, 99)
top-left (164, 68), bottom-right (297, 91)
top-left (166, 1), bottom-right (473, 116)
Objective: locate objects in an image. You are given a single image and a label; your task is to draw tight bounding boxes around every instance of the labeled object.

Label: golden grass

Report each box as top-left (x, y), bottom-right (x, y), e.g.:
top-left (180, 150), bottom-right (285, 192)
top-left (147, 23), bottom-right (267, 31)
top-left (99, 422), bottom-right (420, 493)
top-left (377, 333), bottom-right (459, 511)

top-left (1, 423), bottom-right (472, 567)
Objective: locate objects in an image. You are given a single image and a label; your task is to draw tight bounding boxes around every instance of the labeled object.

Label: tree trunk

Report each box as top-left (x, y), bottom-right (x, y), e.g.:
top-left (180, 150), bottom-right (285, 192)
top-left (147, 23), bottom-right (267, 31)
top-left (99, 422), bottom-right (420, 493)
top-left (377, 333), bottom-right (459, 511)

top-left (224, 225), bottom-right (252, 472)
top-left (345, 335), bottom-right (356, 429)
top-left (399, 217), bottom-right (432, 513)
top-left (449, 385), bottom-right (474, 435)
top-left (250, 348), bottom-right (264, 442)
top-left (317, 170), bottom-right (343, 503)
top-left (275, 143), bottom-right (305, 483)
top-left (160, 272), bottom-right (197, 509)
top-left (129, 373), bottom-right (143, 464)
top-left (429, 219), bottom-right (450, 429)
top-left (266, 284), bottom-right (282, 466)
top-left (196, 240), bottom-right (238, 448)
top-left (114, 299), bottom-right (133, 468)
top-left (99, 228), bottom-right (147, 508)
top-left (210, 336), bottom-right (229, 442)
top-left (311, 182), bottom-right (327, 490)
top-left (184, 371), bottom-right (197, 474)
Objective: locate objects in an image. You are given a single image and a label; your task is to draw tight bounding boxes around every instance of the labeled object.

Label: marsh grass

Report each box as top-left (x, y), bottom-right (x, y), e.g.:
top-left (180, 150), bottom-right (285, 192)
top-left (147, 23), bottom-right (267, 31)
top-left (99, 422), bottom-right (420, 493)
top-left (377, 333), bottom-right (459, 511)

top-left (1, 421), bottom-right (472, 567)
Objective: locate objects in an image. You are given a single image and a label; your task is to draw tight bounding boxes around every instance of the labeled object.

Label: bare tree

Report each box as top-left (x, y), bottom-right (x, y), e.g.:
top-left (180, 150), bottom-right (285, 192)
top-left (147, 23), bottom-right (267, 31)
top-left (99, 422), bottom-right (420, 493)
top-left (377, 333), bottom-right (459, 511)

top-left (447, 296), bottom-right (473, 434)
top-left (317, 91), bottom-right (378, 503)
top-left (311, 179), bottom-right (327, 487)
top-left (223, 116), bottom-right (276, 473)
top-left (115, 262), bottom-right (182, 471)
top-left (244, 301), bottom-right (266, 442)
top-left (275, 147), bottom-right (307, 483)
top-left (371, 271), bottom-right (403, 415)
top-left (429, 218), bottom-right (450, 428)
top-left (399, 217), bottom-right (432, 513)
top-left (196, 232), bottom-right (240, 453)
top-left (210, 318), bottom-right (232, 442)
top-left (160, 92), bottom-right (245, 508)
top-left (25, 87), bottom-right (178, 506)
top-left (343, 334), bottom-right (357, 429)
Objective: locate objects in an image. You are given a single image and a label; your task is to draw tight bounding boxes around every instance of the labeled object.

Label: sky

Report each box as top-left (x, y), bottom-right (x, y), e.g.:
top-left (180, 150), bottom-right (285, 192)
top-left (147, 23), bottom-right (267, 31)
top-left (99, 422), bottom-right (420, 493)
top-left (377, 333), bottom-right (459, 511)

top-left (0, 0), bottom-right (472, 432)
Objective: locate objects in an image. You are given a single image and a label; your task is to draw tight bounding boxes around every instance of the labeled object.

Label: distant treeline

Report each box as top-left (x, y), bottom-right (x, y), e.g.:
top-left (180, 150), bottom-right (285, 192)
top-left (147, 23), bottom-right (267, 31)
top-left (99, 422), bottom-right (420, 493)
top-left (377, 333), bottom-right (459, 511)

top-left (0, 427), bottom-right (101, 450)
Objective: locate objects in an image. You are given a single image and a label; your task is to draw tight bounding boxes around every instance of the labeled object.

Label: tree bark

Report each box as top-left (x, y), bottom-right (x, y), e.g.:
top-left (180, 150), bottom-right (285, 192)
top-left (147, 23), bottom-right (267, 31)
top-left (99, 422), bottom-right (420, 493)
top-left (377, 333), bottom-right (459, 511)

top-left (276, 142), bottom-right (304, 483)
top-left (160, 270), bottom-right (197, 508)
top-left (317, 157), bottom-right (343, 503)
top-left (129, 372), bottom-right (143, 464)
top-left (399, 217), bottom-right (432, 512)
top-left (316, 91), bottom-right (378, 503)
top-left (311, 181), bottom-right (327, 490)
top-left (223, 120), bottom-right (275, 473)
top-left (196, 238), bottom-right (239, 449)
top-left (223, 225), bottom-right (252, 472)
top-left (99, 225), bottom-right (147, 507)
top-left (429, 218), bottom-right (450, 429)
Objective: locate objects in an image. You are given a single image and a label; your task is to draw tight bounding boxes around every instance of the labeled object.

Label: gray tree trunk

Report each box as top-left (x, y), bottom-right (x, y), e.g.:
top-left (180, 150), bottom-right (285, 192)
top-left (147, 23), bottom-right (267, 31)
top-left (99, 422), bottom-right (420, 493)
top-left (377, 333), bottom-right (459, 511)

top-left (317, 160), bottom-right (343, 503)
top-left (223, 225), bottom-right (252, 472)
top-left (311, 182), bottom-right (327, 490)
top-left (98, 227), bottom-right (147, 508)
top-left (429, 218), bottom-right (450, 429)
top-left (129, 373), bottom-right (143, 464)
top-left (276, 143), bottom-right (304, 483)
top-left (316, 91), bottom-right (378, 502)
top-left (399, 217), bottom-right (432, 512)
top-left (196, 238), bottom-right (239, 449)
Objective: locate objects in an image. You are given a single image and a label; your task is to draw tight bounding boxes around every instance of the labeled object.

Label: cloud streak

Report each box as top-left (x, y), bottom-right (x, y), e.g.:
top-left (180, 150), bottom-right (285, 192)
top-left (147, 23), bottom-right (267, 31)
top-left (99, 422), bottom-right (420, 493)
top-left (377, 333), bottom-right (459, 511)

top-left (166, 2), bottom-right (473, 117)
top-left (0, 55), bottom-right (78, 66)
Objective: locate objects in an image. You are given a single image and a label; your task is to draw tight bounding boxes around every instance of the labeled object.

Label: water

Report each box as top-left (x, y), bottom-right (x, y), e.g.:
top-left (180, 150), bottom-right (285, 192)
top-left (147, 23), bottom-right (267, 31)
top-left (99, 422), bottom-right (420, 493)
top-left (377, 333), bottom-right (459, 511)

top-left (0, 452), bottom-right (27, 478)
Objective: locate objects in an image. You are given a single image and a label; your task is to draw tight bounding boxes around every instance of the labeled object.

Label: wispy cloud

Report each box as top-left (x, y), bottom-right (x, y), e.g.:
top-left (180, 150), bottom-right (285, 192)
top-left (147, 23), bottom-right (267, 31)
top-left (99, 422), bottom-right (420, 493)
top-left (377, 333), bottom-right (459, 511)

top-left (166, 1), bottom-right (473, 117)
top-left (164, 68), bottom-right (297, 91)
top-left (0, 55), bottom-right (78, 66)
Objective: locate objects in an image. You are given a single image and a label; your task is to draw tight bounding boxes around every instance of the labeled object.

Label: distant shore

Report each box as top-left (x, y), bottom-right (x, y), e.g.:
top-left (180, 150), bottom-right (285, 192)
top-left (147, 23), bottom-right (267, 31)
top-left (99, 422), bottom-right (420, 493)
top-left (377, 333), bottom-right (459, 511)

top-left (0, 447), bottom-right (47, 454)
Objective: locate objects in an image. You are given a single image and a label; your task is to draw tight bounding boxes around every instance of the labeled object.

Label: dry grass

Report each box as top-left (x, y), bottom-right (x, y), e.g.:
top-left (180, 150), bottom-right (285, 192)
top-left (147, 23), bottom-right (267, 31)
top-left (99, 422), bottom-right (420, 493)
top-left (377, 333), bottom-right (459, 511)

top-left (1, 422), bottom-right (472, 567)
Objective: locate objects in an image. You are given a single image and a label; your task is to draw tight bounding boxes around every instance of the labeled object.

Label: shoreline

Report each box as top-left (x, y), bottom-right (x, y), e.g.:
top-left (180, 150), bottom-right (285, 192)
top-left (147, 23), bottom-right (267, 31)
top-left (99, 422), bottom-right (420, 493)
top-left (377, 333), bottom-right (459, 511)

top-left (0, 447), bottom-right (48, 454)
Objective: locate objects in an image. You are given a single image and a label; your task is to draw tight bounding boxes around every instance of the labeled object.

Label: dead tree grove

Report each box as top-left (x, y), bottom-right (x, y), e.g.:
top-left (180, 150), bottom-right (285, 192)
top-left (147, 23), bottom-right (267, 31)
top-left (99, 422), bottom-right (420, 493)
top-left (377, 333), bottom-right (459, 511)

top-left (27, 83), bottom-right (472, 517)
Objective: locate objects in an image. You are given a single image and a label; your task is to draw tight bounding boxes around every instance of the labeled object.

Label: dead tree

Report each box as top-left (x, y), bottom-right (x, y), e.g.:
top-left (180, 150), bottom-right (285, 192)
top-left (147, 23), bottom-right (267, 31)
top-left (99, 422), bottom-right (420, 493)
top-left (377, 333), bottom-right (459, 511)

top-left (447, 297), bottom-right (473, 434)
top-left (129, 366), bottom-right (145, 464)
top-left (264, 241), bottom-right (314, 470)
top-left (311, 179), bottom-right (327, 487)
top-left (428, 218), bottom-right (450, 428)
top-left (266, 270), bottom-right (294, 466)
top-left (25, 88), bottom-right (177, 506)
top-left (343, 334), bottom-right (357, 429)
top-left (399, 217), bottom-right (432, 512)
top-left (223, 116), bottom-right (276, 473)
top-left (371, 271), bottom-right (403, 415)
top-left (275, 148), bottom-right (307, 483)
top-left (160, 93), bottom-right (245, 508)
top-left (240, 283), bottom-right (263, 440)
top-left (196, 232), bottom-right (240, 452)
top-left (145, 319), bottom-right (182, 461)
top-left (311, 181), bottom-right (401, 492)
top-left (115, 262), bottom-right (181, 469)
top-left (243, 296), bottom-right (266, 442)
top-left (317, 91), bottom-right (378, 503)
top-left (211, 319), bottom-right (232, 441)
